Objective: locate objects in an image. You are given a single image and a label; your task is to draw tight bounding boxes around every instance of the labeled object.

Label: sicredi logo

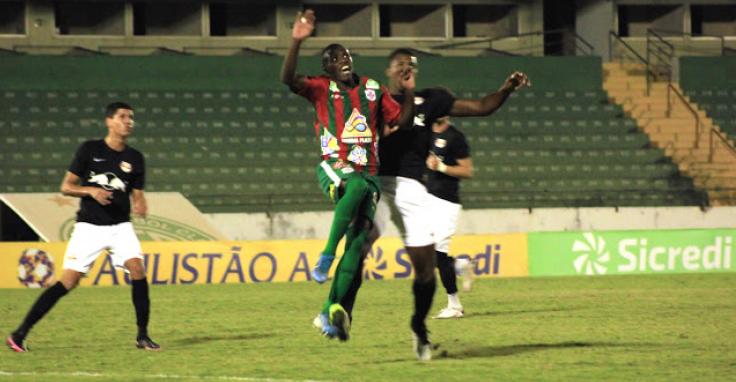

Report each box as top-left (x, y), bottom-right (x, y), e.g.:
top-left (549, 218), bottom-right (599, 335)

top-left (571, 233), bottom-right (733, 274)
top-left (572, 233), bottom-right (610, 275)
top-left (617, 236), bottom-right (732, 272)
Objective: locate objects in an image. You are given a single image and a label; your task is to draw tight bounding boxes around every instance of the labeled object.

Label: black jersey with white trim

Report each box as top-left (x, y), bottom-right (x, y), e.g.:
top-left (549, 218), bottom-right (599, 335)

top-left (68, 139), bottom-right (145, 225)
top-left (379, 88), bottom-right (455, 181)
top-left (427, 125), bottom-right (470, 204)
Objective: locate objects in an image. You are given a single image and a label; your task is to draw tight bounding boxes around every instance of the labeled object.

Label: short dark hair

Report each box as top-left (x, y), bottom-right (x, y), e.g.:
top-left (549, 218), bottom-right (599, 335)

top-left (388, 48), bottom-right (414, 63)
top-left (105, 102), bottom-right (133, 118)
top-left (321, 43), bottom-right (346, 69)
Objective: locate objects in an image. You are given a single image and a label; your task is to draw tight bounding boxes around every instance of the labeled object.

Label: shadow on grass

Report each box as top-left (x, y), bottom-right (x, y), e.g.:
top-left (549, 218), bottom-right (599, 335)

top-left (469, 307), bottom-right (581, 317)
top-left (439, 341), bottom-right (607, 359)
top-left (373, 341), bottom-right (654, 363)
top-left (171, 333), bottom-right (274, 346)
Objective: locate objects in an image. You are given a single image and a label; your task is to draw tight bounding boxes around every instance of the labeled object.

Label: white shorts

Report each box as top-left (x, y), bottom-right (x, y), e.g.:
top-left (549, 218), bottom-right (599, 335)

top-left (374, 176), bottom-right (434, 247)
top-left (428, 194), bottom-right (462, 253)
top-left (63, 222), bottom-right (143, 274)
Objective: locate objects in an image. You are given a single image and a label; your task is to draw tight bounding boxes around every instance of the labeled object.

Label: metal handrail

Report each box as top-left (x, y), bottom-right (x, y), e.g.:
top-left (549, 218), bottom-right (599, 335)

top-left (648, 28), bottom-right (727, 56)
top-left (709, 128), bottom-right (736, 163)
top-left (609, 30), bottom-right (656, 94)
top-left (667, 83), bottom-right (701, 147)
top-left (433, 28), bottom-right (595, 56)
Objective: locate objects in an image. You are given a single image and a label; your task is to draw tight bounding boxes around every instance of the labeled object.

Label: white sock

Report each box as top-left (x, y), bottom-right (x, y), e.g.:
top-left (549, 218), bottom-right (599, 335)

top-left (448, 293), bottom-right (462, 310)
top-left (454, 258), bottom-right (470, 275)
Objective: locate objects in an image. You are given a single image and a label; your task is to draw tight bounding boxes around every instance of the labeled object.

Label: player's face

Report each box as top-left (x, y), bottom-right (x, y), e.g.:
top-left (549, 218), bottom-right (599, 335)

top-left (387, 53), bottom-right (417, 86)
top-left (324, 46), bottom-right (353, 82)
top-left (107, 108), bottom-right (135, 137)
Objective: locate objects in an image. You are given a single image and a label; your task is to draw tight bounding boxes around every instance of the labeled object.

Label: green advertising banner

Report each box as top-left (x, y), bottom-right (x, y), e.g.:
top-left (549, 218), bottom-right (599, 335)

top-left (529, 229), bottom-right (735, 276)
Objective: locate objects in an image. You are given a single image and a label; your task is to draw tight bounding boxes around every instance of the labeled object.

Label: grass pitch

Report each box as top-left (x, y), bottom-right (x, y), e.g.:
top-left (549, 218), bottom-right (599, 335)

top-left (1, 273), bottom-right (734, 381)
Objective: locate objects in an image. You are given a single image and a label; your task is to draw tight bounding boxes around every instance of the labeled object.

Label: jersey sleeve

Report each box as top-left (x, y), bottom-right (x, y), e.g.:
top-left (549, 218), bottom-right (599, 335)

top-left (67, 142), bottom-right (89, 177)
top-left (380, 86), bottom-right (402, 125)
top-left (453, 130), bottom-right (471, 159)
top-left (131, 152), bottom-right (145, 190)
top-left (296, 76), bottom-right (327, 104)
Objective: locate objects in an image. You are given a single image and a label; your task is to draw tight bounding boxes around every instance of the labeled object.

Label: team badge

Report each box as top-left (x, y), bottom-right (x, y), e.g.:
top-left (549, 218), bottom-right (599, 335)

top-left (120, 161), bottom-right (132, 173)
top-left (415, 96), bottom-right (425, 105)
top-left (347, 145), bottom-right (368, 165)
top-left (434, 138), bottom-right (447, 148)
top-left (364, 89), bottom-right (376, 101)
top-left (341, 108), bottom-right (373, 144)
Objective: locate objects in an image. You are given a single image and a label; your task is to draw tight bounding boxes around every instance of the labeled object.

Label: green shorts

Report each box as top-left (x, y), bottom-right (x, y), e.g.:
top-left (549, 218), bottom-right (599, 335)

top-left (316, 159), bottom-right (381, 219)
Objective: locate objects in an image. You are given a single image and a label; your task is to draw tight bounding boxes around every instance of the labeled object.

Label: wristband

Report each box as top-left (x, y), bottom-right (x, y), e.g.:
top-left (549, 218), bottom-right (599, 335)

top-left (437, 162), bottom-right (448, 173)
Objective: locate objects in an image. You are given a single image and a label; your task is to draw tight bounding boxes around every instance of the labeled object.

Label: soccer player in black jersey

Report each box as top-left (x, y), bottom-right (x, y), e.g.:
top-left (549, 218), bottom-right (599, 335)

top-left (339, 49), bottom-right (529, 360)
top-left (425, 116), bottom-right (473, 319)
top-left (6, 102), bottom-right (160, 352)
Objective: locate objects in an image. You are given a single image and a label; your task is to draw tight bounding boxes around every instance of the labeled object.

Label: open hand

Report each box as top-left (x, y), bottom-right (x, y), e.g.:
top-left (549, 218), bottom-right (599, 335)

top-left (292, 9), bottom-right (315, 40)
top-left (90, 188), bottom-right (113, 206)
top-left (503, 71), bottom-right (531, 92)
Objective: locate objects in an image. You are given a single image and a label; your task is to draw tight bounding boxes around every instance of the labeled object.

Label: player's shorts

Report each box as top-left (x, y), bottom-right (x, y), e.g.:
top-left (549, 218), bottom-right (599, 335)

top-left (427, 193), bottom-right (462, 253)
top-left (375, 176), bottom-right (434, 247)
top-left (316, 159), bottom-right (380, 221)
top-left (63, 222), bottom-right (144, 274)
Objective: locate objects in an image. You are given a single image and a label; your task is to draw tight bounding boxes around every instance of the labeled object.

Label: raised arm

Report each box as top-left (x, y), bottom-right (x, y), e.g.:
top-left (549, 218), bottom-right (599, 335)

top-left (280, 9), bottom-right (315, 94)
top-left (449, 71), bottom-right (530, 117)
top-left (383, 69), bottom-right (416, 136)
top-left (60, 171), bottom-right (112, 205)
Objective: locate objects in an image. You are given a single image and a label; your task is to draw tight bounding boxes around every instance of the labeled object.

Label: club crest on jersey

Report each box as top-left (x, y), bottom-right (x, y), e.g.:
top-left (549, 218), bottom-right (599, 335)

top-left (347, 145), bottom-right (368, 166)
top-left (364, 89), bottom-right (376, 101)
top-left (415, 96), bottom-right (425, 105)
top-left (342, 108), bottom-right (372, 144)
top-left (320, 128), bottom-right (339, 157)
top-left (329, 81), bottom-right (342, 99)
top-left (434, 138), bottom-right (447, 148)
top-left (119, 161), bottom-right (132, 173)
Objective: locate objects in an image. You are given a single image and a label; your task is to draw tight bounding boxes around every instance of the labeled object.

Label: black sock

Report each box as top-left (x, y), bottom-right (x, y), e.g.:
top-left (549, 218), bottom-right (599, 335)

top-left (13, 282), bottom-right (69, 341)
top-left (436, 251), bottom-right (458, 295)
top-left (412, 276), bottom-right (436, 330)
top-left (131, 278), bottom-right (150, 339)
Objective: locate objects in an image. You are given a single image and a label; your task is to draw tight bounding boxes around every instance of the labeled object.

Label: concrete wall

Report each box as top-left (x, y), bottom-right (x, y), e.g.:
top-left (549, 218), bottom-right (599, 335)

top-left (576, 0), bottom-right (614, 60)
top-left (207, 206), bottom-right (736, 240)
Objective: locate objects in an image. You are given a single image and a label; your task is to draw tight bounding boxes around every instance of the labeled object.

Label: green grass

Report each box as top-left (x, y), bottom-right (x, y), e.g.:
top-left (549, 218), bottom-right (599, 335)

top-left (1, 274), bottom-right (735, 381)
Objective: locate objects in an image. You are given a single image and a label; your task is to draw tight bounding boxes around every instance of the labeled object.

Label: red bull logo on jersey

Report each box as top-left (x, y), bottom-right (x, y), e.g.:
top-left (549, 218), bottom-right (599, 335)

top-left (88, 171), bottom-right (126, 192)
top-left (341, 108), bottom-right (372, 144)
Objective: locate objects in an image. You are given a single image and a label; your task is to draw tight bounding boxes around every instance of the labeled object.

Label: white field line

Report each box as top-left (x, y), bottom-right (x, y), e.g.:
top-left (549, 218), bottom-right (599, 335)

top-left (0, 370), bottom-right (328, 382)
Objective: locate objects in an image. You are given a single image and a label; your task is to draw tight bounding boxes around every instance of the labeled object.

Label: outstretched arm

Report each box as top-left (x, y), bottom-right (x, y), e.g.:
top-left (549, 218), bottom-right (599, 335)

top-left (280, 9), bottom-right (315, 94)
top-left (449, 71), bottom-right (530, 117)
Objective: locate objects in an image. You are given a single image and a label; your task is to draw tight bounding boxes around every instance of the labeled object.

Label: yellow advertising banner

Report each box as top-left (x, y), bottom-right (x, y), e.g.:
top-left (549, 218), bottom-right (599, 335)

top-left (0, 234), bottom-right (528, 288)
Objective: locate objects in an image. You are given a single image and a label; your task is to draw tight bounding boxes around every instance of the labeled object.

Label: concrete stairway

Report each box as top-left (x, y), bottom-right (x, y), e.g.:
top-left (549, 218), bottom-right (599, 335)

top-left (603, 61), bottom-right (736, 205)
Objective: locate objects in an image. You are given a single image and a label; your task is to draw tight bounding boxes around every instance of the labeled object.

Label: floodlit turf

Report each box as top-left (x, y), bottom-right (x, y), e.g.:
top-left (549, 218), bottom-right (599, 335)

top-left (1, 273), bottom-right (734, 381)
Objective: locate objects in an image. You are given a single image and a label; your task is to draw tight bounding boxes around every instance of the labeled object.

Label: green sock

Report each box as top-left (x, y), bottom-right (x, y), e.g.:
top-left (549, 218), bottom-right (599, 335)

top-left (321, 177), bottom-right (369, 256)
top-left (322, 226), bottom-right (367, 313)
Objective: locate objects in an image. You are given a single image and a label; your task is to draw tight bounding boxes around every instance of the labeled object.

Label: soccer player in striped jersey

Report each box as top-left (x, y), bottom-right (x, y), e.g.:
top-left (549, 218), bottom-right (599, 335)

top-left (280, 10), bottom-right (415, 341)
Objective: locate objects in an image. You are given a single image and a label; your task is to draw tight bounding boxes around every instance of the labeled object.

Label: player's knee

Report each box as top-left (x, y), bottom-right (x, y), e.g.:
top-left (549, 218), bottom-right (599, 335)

top-left (125, 258), bottom-right (146, 280)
